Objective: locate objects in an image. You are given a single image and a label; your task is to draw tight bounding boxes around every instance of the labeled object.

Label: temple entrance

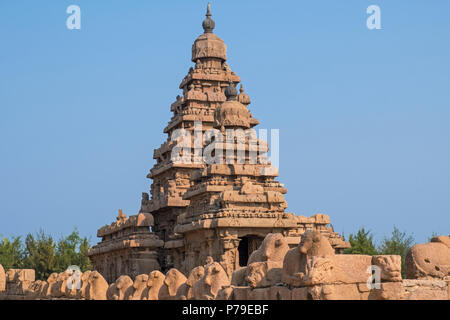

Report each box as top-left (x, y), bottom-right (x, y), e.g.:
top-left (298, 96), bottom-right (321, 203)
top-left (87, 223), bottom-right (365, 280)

top-left (238, 235), bottom-right (264, 267)
top-left (238, 237), bottom-right (249, 267)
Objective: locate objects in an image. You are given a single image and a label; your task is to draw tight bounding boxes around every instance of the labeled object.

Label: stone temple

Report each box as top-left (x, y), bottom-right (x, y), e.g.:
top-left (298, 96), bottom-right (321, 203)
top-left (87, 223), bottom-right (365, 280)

top-left (87, 4), bottom-right (349, 282)
top-left (1, 4), bottom-right (449, 301)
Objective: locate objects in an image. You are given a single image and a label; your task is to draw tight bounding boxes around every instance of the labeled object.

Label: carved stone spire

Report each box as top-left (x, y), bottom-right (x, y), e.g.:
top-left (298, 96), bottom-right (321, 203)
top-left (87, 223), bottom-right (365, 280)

top-left (224, 82), bottom-right (238, 101)
top-left (238, 84), bottom-right (251, 105)
top-left (202, 3), bottom-right (215, 33)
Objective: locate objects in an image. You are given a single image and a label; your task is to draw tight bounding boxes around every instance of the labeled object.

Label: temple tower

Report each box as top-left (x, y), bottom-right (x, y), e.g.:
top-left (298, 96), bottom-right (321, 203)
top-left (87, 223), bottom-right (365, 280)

top-left (141, 4), bottom-right (247, 271)
top-left (91, 4), bottom-right (350, 279)
top-left (168, 82), bottom-right (302, 277)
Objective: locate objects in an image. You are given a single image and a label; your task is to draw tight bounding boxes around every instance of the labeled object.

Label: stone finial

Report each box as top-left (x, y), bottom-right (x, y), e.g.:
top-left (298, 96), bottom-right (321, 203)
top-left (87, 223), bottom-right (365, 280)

top-left (238, 84), bottom-right (251, 105)
top-left (117, 209), bottom-right (127, 222)
top-left (224, 82), bottom-right (238, 101)
top-left (202, 3), bottom-right (215, 33)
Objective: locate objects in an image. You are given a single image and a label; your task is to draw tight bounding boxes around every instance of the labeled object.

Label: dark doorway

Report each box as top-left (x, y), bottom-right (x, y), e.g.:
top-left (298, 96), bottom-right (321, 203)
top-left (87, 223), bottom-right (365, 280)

top-left (238, 236), bottom-right (249, 267)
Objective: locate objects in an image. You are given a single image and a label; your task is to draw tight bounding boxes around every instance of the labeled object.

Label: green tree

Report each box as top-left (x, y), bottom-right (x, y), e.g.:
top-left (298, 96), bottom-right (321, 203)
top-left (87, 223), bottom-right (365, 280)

top-left (1, 229), bottom-right (92, 279)
top-left (378, 226), bottom-right (414, 278)
top-left (55, 228), bottom-right (92, 272)
top-left (0, 236), bottom-right (25, 270)
top-left (77, 237), bottom-right (93, 271)
top-left (23, 230), bottom-right (57, 280)
top-left (344, 227), bottom-right (378, 255)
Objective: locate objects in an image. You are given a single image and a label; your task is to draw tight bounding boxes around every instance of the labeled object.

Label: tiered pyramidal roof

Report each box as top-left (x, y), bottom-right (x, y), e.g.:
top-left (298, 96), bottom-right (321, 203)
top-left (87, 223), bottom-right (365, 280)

top-left (141, 4), bottom-right (349, 276)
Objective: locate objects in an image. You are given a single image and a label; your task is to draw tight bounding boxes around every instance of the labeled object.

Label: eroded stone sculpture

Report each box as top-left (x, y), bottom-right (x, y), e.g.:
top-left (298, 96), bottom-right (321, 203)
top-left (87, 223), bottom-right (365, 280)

top-left (406, 235), bottom-right (450, 280)
top-left (193, 262), bottom-right (230, 300)
top-left (372, 255), bottom-right (402, 282)
top-left (282, 230), bottom-right (335, 287)
top-left (87, 271), bottom-right (108, 300)
top-left (76, 270), bottom-right (91, 299)
top-left (146, 270), bottom-right (166, 300)
top-left (129, 274), bottom-right (149, 300)
top-left (159, 268), bottom-right (187, 300)
top-left (248, 233), bottom-right (290, 265)
top-left (52, 272), bottom-right (70, 298)
top-left (246, 261), bottom-right (283, 288)
top-left (108, 275), bottom-right (133, 300)
top-left (178, 266), bottom-right (205, 300)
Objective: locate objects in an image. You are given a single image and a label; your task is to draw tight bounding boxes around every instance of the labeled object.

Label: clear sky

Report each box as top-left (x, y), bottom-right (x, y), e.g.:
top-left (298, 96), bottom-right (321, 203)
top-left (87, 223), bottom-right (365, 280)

top-left (1, 0), bottom-right (449, 245)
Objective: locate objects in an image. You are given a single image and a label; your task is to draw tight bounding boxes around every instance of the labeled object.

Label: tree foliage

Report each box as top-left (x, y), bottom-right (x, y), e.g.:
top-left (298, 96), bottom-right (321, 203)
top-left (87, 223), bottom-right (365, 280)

top-left (344, 227), bottom-right (378, 255)
top-left (344, 226), bottom-right (415, 278)
top-left (0, 236), bottom-right (25, 270)
top-left (0, 228), bottom-right (92, 280)
top-left (23, 230), bottom-right (57, 280)
top-left (377, 226), bottom-right (414, 278)
top-left (54, 229), bottom-right (92, 273)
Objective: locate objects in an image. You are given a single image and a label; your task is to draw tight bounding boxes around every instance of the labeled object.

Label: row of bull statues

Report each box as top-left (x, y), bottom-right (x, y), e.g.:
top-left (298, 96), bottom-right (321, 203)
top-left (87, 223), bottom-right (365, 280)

top-left (1, 232), bottom-right (449, 300)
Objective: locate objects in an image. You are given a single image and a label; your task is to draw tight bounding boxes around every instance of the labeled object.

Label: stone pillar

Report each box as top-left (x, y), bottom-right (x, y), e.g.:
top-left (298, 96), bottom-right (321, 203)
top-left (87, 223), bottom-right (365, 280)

top-left (220, 237), bottom-right (240, 279)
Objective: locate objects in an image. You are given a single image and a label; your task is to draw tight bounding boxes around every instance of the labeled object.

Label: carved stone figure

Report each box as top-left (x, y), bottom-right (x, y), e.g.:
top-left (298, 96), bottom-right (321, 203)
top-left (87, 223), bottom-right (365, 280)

top-left (146, 270), bottom-right (166, 300)
top-left (43, 273), bottom-right (58, 298)
top-left (245, 261), bottom-right (282, 288)
top-left (282, 230), bottom-right (335, 287)
top-left (76, 271), bottom-right (91, 299)
top-left (140, 192), bottom-right (150, 213)
top-left (37, 280), bottom-right (49, 298)
top-left (107, 275), bottom-right (133, 300)
top-left (31, 280), bottom-right (45, 298)
top-left (26, 280), bottom-right (43, 298)
top-left (372, 255), bottom-right (402, 282)
top-left (52, 272), bottom-right (70, 298)
top-left (231, 267), bottom-right (247, 286)
top-left (248, 233), bottom-right (290, 265)
top-left (216, 286), bottom-right (234, 300)
top-left (300, 256), bottom-right (340, 286)
top-left (299, 254), bottom-right (373, 287)
top-left (129, 274), bottom-right (149, 300)
top-left (193, 262), bottom-right (230, 300)
top-left (405, 236), bottom-right (450, 280)
top-left (87, 271), bottom-right (108, 300)
top-left (173, 266), bottom-right (203, 300)
top-left (160, 268), bottom-right (187, 300)
top-left (204, 256), bottom-right (214, 266)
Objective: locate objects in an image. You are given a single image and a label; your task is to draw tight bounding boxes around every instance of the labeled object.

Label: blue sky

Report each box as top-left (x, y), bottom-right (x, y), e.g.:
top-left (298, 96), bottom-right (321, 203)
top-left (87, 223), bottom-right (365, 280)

top-left (0, 0), bottom-right (449, 245)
